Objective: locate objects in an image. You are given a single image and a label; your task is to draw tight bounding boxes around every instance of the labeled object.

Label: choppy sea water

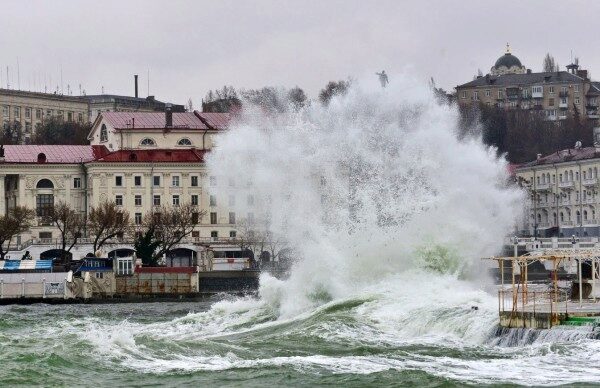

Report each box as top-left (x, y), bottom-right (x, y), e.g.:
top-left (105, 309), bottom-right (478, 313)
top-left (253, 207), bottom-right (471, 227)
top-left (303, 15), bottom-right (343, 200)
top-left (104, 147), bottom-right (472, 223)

top-left (2, 287), bottom-right (600, 387)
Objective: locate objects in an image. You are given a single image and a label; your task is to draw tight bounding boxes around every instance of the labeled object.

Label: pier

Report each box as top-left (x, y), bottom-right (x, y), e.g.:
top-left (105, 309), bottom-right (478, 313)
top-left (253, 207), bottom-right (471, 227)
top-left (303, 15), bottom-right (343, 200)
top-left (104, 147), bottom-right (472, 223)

top-left (490, 249), bottom-right (600, 329)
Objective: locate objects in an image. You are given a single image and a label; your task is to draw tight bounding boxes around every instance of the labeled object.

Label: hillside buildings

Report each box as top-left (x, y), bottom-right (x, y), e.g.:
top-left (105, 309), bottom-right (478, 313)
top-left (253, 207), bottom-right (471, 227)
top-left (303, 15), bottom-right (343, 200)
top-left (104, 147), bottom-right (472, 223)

top-left (456, 46), bottom-right (600, 124)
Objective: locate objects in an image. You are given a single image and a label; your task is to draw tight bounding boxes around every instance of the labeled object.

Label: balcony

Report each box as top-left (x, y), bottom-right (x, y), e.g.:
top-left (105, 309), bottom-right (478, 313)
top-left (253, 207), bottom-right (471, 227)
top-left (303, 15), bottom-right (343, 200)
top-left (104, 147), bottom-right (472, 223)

top-left (584, 219), bottom-right (600, 225)
top-left (535, 182), bottom-right (551, 191)
top-left (558, 181), bottom-right (574, 189)
top-left (559, 91), bottom-right (569, 98)
top-left (532, 89), bottom-right (544, 99)
top-left (560, 221), bottom-right (574, 226)
top-left (558, 114), bottom-right (568, 120)
top-left (559, 99), bottom-right (569, 108)
top-left (583, 177), bottom-right (598, 186)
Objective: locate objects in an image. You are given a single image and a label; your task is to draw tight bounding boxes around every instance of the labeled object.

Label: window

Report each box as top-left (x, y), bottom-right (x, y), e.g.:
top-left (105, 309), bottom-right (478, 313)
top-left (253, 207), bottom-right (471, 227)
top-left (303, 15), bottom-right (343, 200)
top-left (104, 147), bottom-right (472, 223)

top-left (560, 97), bottom-right (567, 105)
top-left (73, 177), bottom-right (81, 188)
top-left (115, 175), bottom-right (123, 187)
top-left (532, 86), bottom-right (542, 94)
top-left (57, 111), bottom-right (63, 121)
top-left (36, 194), bottom-right (54, 217)
top-left (191, 176), bottom-right (198, 187)
top-left (211, 231), bottom-right (218, 239)
top-left (461, 91), bottom-right (466, 99)
top-left (191, 194), bottom-right (199, 206)
top-left (25, 107), bottom-right (31, 119)
top-left (100, 124), bottom-right (108, 142)
top-left (210, 195), bottom-right (217, 206)
top-left (575, 97), bottom-right (580, 105)
top-left (561, 86), bottom-right (567, 93)
top-left (473, 91), bottom-right (478, 101)
top-left (210, 212), bottom-right (217, 224)
top-left (140, 138), bottom-right (156, 146)
top-left (172, 195), bottom-right (180, 206)
top-left (574, 85), bottom-right (580, 93)
top-left (522, 88), bottom-right (529, 98)
top-left (153, 175), bottom-right (161, 187)
top-left (2, 106), bottom-right (8, 117)
top-left (172, 175), bottom-right (180, 187)
top-left (36, 109), bottom-right (42, 119)
top-left (115, 195), bottom-right (123, 206)
top-left (67, 112), bottom-right (73, 122)
top-left (14, 107), bottom-right (20, 118)
top-left (230, 231), bottom-right (237, 238)
top-left (229, 195), bottom-right (235, 206)
top-left (135, 195), bottom-right (142, 206)
top-left (192, 212), bottom-right (199, 224)
top-left (134, 176), bottom-right (142, 186)
top-left (177, 138), bottom-right (192, 146)
top-left (549, 86), bottom-right (554, 94)
top-left (46, 109), bottom-right (52, 117)
top-left (549, 98), bottom-right (554, 107)
top-left (153, 195), bottom-right (161, 206)
top-left (498, 90), bottom-right (504, 99)
top-left (229, 212), bottom-right (236, 224)
top-left (485, 89), bottom-right (490, 97)
top-left (36, 179), bottom-right (54, 189)
top-left (78, 113), bottom-right (83, 123)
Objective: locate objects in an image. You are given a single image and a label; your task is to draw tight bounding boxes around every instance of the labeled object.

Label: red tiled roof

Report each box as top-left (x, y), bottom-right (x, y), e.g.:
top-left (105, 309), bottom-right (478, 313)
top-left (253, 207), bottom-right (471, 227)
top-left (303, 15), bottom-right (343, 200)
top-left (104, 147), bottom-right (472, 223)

top-left (2, 145), bottom-right (109, 163)
top-left (92, 148), bottom-right (206, 163)
top-left (194, 111), bottom-right (231, 129)
top-left (102, 111), bottom-right (229, 130)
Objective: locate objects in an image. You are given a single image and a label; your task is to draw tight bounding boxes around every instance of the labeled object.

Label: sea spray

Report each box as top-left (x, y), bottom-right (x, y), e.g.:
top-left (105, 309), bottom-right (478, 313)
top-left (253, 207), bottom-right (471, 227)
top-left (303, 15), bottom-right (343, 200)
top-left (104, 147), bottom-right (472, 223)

top-left (207, 74), bottom-right (524, 317)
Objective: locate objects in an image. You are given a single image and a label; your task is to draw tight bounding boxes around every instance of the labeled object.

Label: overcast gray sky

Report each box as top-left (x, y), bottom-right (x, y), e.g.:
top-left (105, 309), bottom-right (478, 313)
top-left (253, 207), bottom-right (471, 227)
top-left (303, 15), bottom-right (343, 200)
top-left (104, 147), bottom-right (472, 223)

top-left (1, 0), bottom-right (597, 105)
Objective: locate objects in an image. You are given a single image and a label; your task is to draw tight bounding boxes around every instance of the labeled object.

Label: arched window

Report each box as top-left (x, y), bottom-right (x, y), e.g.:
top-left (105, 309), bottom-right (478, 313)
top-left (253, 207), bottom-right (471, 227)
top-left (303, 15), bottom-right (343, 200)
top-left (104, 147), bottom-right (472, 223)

top-left (584, 210), bottom-right (588, 220)
top-left (100, 124), bottom-right (108, 142)
top-left (177, 138), bottom-right (192, 146)
top-left (560, 212), bottom-right (564, 222)
top-left (577, 211), bottom-right (582, 223)
top-left (140, 138), bottom-right (156, 146)
top-left (36, 179), bottom-right (54, 189)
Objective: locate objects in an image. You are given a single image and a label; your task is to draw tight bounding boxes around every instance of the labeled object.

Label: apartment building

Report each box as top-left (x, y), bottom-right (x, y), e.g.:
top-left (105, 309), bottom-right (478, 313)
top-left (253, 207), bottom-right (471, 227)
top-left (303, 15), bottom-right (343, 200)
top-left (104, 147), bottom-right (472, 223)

top-left (456, 48), bottom-right (599, 124)
top-left (515, 144), bottom-right (600, 237)
top-left (0, 87), bottom-right (184, 143)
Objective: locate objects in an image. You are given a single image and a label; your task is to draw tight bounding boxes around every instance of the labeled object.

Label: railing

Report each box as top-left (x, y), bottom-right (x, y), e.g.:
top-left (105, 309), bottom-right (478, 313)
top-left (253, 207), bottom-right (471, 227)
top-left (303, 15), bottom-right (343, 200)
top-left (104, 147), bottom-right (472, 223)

top-left (498, 289), bottom-right (570, 328)
top-left (583, 178), bottom-right (598, 186)
top-left (535, 182), bottom-right (551, 191)
top-left (559, 91), bottom-right (569, 98)
top-left (559, 181), bottom-right (574, 189)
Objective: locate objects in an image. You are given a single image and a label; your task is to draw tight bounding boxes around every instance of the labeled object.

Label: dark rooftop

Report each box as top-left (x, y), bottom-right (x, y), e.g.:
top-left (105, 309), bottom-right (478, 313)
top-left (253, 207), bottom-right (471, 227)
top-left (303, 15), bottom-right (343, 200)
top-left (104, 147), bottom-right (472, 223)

top-left (519, 146), bottom-right (600, 169)
top-left (458, 71), bottom-right (585, 89)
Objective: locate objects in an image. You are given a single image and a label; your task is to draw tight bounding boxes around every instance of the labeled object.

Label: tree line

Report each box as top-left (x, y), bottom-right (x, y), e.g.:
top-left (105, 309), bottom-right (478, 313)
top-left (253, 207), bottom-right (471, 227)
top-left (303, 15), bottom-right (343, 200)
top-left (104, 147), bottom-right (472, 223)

top-left (1, 118), bottom-right (91, 145)
top-left (0, 202), bottom-right (205, 265)
top-left (0, 201), bottom-right (292, 268)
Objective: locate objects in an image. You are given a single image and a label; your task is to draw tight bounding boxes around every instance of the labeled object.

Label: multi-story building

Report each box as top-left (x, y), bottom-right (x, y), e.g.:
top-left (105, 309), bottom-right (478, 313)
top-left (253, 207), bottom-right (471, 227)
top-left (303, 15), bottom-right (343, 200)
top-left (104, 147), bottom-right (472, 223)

top-left (0, 85), bottom-right (183, 142)
top-left (456, 47), bottom-right (600, 124)
top-left (0, 89), bottom-right (89, 142)
top-left (515, 144), bottom-right (600, 238)
top-left (0, 110), bottom-right (239, 259)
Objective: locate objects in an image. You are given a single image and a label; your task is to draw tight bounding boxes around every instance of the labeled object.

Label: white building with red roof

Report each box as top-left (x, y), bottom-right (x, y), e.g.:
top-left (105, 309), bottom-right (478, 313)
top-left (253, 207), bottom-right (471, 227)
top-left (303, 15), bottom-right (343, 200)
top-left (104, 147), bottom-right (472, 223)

top-left (0, 110), bottom-right (242, 261)
top-left (88, 109), bottom-right (230, 151)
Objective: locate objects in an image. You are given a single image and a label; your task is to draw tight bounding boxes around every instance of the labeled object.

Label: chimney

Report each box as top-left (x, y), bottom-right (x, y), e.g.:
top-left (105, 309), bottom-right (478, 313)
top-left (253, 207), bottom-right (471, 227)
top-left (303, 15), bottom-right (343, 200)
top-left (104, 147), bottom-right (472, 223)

top-left (134, 74), bottom-right (138, 98)
top-left (165, 104), bottom-right (173, 128)
top-left (577, 69), bottom-right (588, 79)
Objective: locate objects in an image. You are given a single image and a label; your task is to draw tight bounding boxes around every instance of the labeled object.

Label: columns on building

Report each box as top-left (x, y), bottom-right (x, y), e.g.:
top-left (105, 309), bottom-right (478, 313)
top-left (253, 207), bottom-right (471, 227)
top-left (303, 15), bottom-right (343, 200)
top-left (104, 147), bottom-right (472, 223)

top-left (0, 175), bottom-right (5, 216)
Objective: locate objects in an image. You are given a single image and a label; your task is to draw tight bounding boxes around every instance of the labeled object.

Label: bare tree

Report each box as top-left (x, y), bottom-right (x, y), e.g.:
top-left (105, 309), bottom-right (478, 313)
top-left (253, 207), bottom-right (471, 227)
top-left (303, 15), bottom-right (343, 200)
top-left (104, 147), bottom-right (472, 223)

top-left (88, 201), bottom-right (130, 253)
top-left (187, 98), bottom-right (194, 112)
top-left (543, 53), bottom-right (557, 72)
top-left (49, 202), bottom-right (84, 263)
top-left (319, 80), bottom-right (351, 106)
top-left (139, 203), bottom-right (204, 264)
top-left (0, 206), bottom-right (35, 259)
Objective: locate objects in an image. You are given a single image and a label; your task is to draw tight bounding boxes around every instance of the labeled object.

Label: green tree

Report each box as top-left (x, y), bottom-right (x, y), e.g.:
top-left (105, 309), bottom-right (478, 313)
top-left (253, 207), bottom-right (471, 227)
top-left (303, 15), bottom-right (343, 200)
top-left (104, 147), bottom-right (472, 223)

top-left (32, 117), bottom-right (90, 145)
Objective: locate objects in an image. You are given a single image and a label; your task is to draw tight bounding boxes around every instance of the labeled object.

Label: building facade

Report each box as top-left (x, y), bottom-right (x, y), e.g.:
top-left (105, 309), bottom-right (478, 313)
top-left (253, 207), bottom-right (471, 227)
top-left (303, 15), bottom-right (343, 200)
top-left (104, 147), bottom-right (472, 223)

top-left (0, 111), bottom-right (242, 257)
top-left (0, 88), bottom-right (183, 143)
top-left (515, 144), bottom-right (600, 237)
top-left (456, 48), bottom-right (599, 124)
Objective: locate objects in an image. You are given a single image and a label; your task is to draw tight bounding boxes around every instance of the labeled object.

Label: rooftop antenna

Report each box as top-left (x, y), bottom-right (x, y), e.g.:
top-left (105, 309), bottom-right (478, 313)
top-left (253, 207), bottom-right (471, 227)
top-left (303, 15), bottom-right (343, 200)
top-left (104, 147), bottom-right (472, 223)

top-left (101, 85), bottom-right (104, 94)
top-left (147, 67), bottom-right (150, 97)
top-left (79, 83), bottom-right (82, 96)
top-left (6, 66), bottom-right (9, 89)
top-left (506, 42), bottom-right (510, 54)
top-left (16, 57), bottom-right (20, 90)
top-left (60, 64), bottom-right (63, 95)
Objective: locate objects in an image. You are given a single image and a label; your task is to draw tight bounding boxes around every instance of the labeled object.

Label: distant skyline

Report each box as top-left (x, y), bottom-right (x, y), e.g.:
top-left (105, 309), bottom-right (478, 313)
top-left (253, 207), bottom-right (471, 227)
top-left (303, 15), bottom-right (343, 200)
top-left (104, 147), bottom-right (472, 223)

top-left (1, 0), bottom-right (599, 105)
